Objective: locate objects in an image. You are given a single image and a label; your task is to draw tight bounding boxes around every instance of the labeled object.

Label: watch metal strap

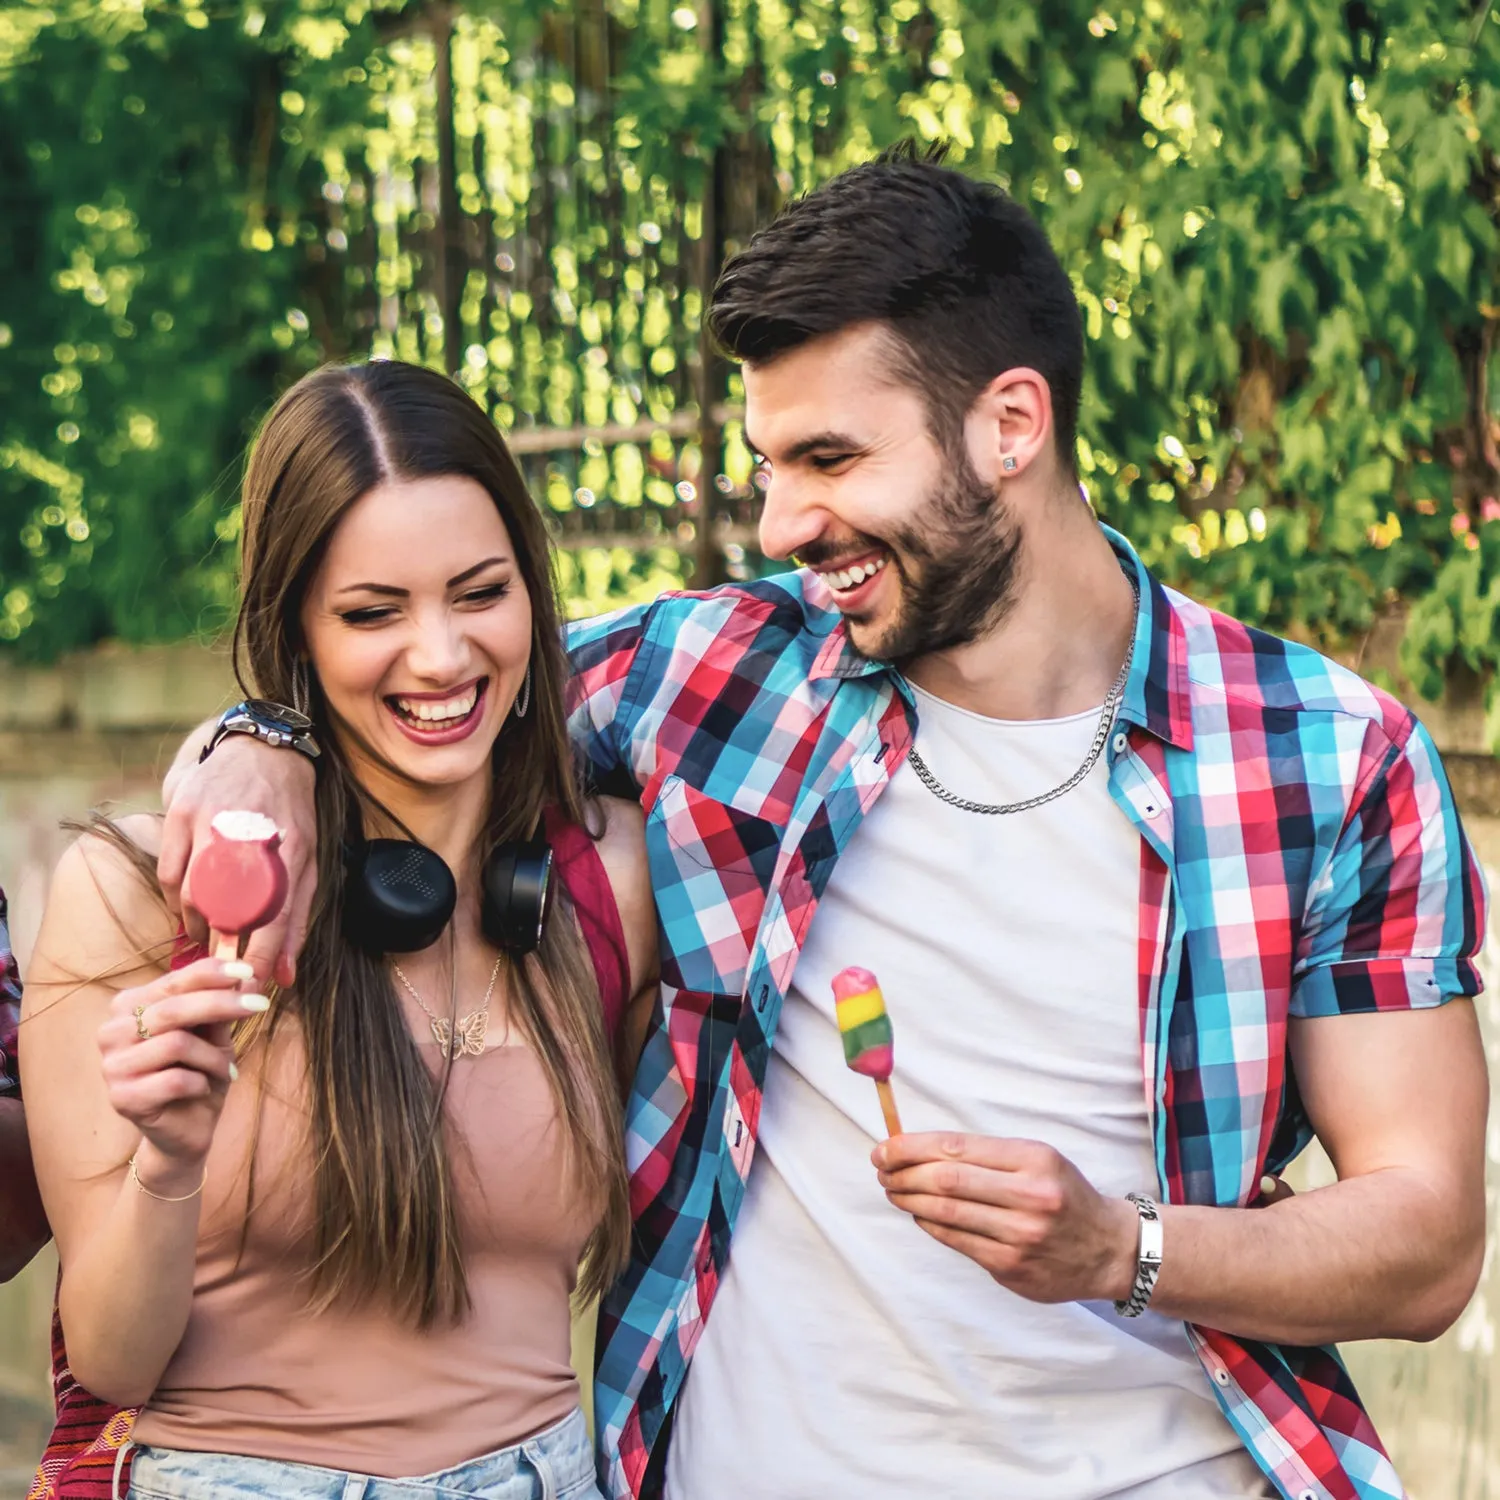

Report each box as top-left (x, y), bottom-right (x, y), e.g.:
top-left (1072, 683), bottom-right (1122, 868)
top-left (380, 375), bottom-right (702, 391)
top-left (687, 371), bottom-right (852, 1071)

top-left (1114, 1191), bottom-right (1163, 1318)
top-left (199, 702), bottom-right (320, 764)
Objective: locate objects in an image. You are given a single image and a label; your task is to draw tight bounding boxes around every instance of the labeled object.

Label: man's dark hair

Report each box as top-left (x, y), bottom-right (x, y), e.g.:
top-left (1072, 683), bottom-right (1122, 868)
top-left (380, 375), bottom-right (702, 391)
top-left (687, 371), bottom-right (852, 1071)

top-left (709, 143), bottom-right (1085, 466)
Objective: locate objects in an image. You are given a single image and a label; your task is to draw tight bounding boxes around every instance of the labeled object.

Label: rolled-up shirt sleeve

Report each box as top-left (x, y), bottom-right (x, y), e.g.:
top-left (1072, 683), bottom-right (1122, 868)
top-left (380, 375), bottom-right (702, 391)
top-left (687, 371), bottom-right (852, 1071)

top-left (1293, 716), bottom-right (1487, 1017)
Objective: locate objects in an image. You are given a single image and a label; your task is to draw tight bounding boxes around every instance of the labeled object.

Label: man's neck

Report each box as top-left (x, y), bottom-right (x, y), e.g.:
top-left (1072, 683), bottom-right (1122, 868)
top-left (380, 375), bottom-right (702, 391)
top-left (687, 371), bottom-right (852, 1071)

top-left (903, 506), bottom-right (1136, 722)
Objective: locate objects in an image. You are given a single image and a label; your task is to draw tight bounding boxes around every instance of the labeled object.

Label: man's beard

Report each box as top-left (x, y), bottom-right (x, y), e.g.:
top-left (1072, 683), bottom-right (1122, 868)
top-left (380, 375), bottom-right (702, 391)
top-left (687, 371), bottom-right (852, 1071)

top-left (843, 449), bottom-right (1023, 667)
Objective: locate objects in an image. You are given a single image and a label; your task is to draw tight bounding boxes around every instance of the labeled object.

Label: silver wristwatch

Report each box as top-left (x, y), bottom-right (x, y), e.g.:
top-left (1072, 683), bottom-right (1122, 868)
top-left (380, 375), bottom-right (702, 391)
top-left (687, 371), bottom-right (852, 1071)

top-left (1114, 1191), bottom-right (1163, 1318)
top-left (199, 699), bottom-right (320, 765)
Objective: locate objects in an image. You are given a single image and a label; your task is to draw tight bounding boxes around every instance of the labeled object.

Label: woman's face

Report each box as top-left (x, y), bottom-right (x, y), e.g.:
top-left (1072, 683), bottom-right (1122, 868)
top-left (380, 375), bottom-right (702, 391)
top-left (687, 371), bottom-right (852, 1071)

top-left (300, 473), bottom-right (533, 794)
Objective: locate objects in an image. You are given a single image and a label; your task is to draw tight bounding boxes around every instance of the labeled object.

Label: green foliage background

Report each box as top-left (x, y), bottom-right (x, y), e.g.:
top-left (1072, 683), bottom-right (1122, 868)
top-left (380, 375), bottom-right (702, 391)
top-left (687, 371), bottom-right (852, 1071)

top-left (4, 0), bottom-right (1500, 728)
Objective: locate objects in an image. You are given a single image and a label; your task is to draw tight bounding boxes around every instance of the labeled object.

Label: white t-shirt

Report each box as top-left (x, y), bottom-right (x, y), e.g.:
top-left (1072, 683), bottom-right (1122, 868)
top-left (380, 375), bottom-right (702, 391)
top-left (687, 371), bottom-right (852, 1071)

top-left (666, 683), bottom-right (1276, 1500)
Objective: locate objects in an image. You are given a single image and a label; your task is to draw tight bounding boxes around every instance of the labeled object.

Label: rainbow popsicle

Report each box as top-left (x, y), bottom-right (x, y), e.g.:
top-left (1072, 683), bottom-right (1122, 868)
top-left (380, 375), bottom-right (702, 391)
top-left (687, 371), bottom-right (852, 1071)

top-left (832, 966), bottom-right (902, 1136)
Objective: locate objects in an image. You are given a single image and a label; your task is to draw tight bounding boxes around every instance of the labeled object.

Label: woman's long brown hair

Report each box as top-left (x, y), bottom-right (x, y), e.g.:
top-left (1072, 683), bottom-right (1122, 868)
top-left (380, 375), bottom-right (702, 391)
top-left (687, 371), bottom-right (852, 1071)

top-left (231, 360), bottom-right (629, 1321)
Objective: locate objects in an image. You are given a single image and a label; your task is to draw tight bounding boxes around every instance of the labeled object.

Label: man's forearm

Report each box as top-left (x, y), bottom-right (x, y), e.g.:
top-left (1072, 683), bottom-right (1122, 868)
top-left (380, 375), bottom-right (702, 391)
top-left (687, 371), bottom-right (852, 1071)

top-left (1147, 1169), bottom-right (1481, 1346)
top-left (0, 1099), bottom-right (51, 1281)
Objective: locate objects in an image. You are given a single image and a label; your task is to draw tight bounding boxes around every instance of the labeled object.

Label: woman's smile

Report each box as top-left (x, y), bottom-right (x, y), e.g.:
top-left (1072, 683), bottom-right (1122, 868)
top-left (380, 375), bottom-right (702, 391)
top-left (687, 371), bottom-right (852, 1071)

top-left (385, 676), bottom-right (489, 746)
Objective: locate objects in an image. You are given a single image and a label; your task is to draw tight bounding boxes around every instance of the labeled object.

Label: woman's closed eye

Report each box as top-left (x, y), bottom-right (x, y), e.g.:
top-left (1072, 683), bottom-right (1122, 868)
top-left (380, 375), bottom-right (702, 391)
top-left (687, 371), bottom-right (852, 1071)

top-left (457, 582), bottom-right (510, 606)
top-left (336, 583), bottom-right (509, 626)
top-left (337, 604), bottom-right (398, 626)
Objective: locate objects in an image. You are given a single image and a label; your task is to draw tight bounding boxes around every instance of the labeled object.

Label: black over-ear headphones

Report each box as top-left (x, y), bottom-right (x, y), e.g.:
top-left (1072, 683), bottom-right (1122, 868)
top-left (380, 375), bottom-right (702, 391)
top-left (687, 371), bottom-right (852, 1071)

top-left (343, 833), bottom-right (554, 956)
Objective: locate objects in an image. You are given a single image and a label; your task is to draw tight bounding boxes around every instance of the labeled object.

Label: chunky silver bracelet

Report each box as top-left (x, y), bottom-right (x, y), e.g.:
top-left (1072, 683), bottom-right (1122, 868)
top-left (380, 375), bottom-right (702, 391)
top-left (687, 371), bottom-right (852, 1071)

top-left (1114, 1192), bottom-right (1163, 1318)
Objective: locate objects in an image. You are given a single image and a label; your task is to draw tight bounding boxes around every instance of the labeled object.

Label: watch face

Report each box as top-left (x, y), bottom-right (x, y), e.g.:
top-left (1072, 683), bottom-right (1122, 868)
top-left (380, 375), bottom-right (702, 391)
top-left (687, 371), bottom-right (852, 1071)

top-left (243, 698), bottom-right (313, 733)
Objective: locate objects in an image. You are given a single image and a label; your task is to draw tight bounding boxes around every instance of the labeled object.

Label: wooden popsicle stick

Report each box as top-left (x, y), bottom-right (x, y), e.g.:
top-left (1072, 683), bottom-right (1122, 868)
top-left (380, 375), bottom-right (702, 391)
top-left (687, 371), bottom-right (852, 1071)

top-left (211, 932), bottom-right (240, 963)
top-left (875, 1078), bottom-right (902, 1137)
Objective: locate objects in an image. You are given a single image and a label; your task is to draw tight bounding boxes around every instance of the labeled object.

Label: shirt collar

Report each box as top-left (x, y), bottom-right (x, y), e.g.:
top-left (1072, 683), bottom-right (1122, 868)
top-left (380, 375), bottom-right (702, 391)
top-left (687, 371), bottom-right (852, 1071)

top-left (1105, 525), bottom-right (1194, 751)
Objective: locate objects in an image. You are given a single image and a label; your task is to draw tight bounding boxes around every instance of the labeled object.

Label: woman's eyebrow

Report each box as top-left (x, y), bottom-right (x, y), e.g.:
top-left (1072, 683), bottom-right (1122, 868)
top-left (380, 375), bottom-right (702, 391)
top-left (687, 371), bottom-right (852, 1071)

top-left (333, 555), bottom-right (511, 597)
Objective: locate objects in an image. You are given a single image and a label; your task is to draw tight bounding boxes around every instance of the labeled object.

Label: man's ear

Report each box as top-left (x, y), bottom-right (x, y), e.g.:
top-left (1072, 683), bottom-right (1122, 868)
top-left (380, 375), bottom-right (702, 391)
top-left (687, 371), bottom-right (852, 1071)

top-left (964, 367), bottom-right (1054, 484)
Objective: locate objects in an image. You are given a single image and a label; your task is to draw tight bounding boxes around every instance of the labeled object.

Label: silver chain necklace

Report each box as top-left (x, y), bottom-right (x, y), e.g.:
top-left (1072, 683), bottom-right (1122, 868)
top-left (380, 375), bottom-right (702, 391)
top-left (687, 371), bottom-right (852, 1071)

top-left (905, 581), bottom-right (1139, 817)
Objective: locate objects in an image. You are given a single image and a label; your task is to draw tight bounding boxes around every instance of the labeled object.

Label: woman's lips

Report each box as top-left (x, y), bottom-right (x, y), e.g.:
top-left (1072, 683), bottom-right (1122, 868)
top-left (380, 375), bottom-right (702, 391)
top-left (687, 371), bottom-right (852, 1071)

top-left (384, 679), bottom-right (489, 747)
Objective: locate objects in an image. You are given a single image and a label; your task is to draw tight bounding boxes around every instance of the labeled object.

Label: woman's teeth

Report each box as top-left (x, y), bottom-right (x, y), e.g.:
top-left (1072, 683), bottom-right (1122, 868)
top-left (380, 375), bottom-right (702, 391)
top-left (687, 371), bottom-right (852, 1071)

top-left (393, 687), bottom-right (478, 724)
top-left (828, 556), bottom-right (887, 591)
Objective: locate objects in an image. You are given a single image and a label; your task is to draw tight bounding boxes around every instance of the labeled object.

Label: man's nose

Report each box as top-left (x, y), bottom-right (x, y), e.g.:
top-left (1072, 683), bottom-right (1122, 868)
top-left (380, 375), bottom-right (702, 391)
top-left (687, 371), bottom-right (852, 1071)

top-left (757, 472), bottom-right (828, 562)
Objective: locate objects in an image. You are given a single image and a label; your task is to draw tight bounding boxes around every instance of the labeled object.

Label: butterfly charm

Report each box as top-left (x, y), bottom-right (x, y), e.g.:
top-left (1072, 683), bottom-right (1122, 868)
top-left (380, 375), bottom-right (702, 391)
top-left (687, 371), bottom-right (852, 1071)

top-left (430, 1008), bottom-right (489, 1060)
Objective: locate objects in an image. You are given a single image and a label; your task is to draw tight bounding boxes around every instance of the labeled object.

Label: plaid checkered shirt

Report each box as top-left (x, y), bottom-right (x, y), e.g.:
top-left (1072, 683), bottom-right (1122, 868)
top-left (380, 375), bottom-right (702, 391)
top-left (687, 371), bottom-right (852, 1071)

top-left (566, 526), bottom-right (1487, 1500)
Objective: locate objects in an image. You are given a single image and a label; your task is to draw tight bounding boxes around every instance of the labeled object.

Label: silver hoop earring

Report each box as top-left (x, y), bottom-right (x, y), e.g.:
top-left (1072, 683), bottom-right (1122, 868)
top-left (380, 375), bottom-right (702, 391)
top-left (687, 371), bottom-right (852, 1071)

top-left (512, 664), bottom-right (532, 719)
top-left (291, 658), bottom-right (311, 717)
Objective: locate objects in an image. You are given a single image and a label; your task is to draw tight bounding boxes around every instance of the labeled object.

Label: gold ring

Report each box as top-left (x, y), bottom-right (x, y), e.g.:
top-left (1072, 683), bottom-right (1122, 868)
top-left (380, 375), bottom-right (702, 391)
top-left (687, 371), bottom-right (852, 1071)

top-left (133, 1004), bottom-right (150, 1042)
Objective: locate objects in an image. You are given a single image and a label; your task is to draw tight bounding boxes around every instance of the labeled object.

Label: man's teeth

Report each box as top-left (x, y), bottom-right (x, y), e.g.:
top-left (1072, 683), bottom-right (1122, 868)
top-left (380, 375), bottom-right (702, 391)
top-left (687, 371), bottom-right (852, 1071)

top-left (395, 688), bottom-right (478, 724)
top-left (827, 556), bottom-right (887, 591)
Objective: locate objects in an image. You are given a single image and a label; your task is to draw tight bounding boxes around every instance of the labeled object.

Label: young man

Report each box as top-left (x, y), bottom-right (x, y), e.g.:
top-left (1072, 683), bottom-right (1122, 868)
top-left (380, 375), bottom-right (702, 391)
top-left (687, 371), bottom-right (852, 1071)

top-left (163, 151), bottom-right (1486, 1500)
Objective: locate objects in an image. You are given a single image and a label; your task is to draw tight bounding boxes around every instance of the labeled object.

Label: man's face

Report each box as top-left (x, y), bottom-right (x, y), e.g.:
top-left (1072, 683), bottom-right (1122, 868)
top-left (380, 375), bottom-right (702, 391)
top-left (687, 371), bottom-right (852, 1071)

top-left (744, 322), bottom-right (1021, 665)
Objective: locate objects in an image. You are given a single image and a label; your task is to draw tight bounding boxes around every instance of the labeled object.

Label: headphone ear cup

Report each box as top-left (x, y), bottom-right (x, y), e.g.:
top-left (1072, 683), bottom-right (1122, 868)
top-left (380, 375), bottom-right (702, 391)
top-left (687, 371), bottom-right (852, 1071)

top-left (343, 840), bottom-right (457, 954)
top-left (480, 836), bottom-right (554, 955)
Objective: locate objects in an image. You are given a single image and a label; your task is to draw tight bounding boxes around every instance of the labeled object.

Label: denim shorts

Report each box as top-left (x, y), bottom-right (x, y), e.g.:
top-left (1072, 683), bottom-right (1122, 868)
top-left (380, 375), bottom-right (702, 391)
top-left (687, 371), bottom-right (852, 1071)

top-left (121, 1407), bottom-right (603, 1500)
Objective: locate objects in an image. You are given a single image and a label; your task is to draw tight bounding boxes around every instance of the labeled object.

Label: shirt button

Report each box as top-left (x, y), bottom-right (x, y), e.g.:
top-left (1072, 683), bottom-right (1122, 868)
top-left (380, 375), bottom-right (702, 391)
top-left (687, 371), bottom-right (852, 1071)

top-left (1298, 1491), bottom-right (1319, 1500)
top-left (1111, 731), bottom-right (1128, 754)
top-left (1213, 1367), bottom-right (1231, 1386)
top-left (1143, 803), bottom-right (1159, 818)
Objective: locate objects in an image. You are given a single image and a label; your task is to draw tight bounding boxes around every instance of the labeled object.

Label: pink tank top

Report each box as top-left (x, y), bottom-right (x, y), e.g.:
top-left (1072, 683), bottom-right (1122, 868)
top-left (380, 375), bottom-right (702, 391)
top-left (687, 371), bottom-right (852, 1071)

top-left (124, 815), bottom-right (632, 1478)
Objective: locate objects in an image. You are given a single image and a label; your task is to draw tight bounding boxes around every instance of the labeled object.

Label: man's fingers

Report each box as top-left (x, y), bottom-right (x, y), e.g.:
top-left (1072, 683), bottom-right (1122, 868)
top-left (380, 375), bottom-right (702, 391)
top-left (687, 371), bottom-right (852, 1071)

top-left (874, 1132), bottom-right (1052, 1177)
top-left (241, 923), bottom-right (285, 989)
top-left (886, 1189), bottom-right (1037, 1243)
top-left (279, 853), bottom-right (318, 988)
top-left (878, 1158), bottom-right (1042, 1212)
top-left (913, 1219), bottom-right (1027, 1281)
top-left (156, 820), bottom-right (190, 914)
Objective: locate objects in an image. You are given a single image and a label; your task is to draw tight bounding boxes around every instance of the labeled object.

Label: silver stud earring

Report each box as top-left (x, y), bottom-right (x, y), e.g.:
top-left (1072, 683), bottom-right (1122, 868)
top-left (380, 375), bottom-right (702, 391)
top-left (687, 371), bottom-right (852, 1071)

top-left (513, 664), bottom-right (532, 719)
top-left (291, 657), bottom-right (311, 717)
top-left (1002, 456), bottom-right (1019, 473)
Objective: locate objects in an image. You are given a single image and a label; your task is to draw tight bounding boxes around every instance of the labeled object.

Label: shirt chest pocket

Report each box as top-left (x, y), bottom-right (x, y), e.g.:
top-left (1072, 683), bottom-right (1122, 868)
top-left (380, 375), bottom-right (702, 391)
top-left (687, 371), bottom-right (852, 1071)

top-left (646, 773), bottom-right (785, 996)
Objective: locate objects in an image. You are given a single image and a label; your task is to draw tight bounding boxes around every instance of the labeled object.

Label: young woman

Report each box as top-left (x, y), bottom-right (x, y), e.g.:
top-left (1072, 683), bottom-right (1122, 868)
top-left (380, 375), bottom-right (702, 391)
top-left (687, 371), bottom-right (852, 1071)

top-left (22, 361), bottom-right (656, 1500)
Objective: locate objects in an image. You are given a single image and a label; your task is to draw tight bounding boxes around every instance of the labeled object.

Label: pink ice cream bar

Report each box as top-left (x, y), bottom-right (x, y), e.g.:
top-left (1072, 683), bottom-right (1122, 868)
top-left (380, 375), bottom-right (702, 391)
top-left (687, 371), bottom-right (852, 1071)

top-left (188, 810), bottom-right (289, 953)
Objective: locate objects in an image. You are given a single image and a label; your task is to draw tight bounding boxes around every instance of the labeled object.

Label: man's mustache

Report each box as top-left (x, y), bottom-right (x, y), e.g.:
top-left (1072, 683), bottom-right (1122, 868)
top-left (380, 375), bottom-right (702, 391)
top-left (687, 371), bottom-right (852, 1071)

top-left (795, 532), bottom-right (889, 569)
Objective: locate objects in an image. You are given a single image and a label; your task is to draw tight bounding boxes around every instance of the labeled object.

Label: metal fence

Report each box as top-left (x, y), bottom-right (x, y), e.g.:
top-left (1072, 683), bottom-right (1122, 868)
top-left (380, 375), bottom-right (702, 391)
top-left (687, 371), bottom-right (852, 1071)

top-left (281, 1), bottom-right (800, 608)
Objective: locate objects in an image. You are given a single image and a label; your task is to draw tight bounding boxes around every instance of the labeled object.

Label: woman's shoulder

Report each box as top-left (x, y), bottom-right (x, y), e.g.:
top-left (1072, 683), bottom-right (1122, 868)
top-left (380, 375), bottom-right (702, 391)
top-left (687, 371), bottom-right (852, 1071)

top-left (31, 814), bottom-right (173, 988)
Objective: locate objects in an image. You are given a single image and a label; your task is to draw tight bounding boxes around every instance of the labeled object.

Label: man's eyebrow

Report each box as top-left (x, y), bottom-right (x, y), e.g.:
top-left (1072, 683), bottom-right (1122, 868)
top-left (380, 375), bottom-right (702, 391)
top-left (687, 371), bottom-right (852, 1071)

top-left (334, 556), bottom-right (510, 598)
top-left (747, 430), bottom-right (866, 464)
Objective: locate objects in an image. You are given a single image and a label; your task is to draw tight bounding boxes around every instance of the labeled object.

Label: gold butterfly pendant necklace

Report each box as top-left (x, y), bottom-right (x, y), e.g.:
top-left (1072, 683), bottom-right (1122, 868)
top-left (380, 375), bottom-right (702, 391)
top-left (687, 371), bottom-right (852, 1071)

top-left (391, 951), bottom-right (504, 1061)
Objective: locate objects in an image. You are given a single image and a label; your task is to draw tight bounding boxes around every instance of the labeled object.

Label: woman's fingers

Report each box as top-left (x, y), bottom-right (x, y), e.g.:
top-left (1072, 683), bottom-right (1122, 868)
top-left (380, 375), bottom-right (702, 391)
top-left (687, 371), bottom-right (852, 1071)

top-left (108, 956), bottom-right (255, 1017)
top-left (99, 988), bottom-right (266, 1056)
top-left (107, 1068), bottom-right (218, 1125)
top-left (102, 1029), bottom-right (235, 1088)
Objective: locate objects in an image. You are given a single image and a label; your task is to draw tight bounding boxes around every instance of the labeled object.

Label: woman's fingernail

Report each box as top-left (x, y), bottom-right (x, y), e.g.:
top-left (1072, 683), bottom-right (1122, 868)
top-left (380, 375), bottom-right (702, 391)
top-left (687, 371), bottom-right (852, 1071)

top-left (229, 1061), bottom-right (240, 1083)
top-left (1260, 1175), bottom-right (1278, 1198)
top-left (222, 961), bottom-right (255, 981)
top-left (239, 994), bottom-right (271, 1013)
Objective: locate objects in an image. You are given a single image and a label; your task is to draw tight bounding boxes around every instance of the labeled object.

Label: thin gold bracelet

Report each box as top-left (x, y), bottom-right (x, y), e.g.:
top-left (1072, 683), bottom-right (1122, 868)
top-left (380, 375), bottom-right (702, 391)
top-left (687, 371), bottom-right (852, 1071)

top-left (128, 1153), bottom-right (207, 1203)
